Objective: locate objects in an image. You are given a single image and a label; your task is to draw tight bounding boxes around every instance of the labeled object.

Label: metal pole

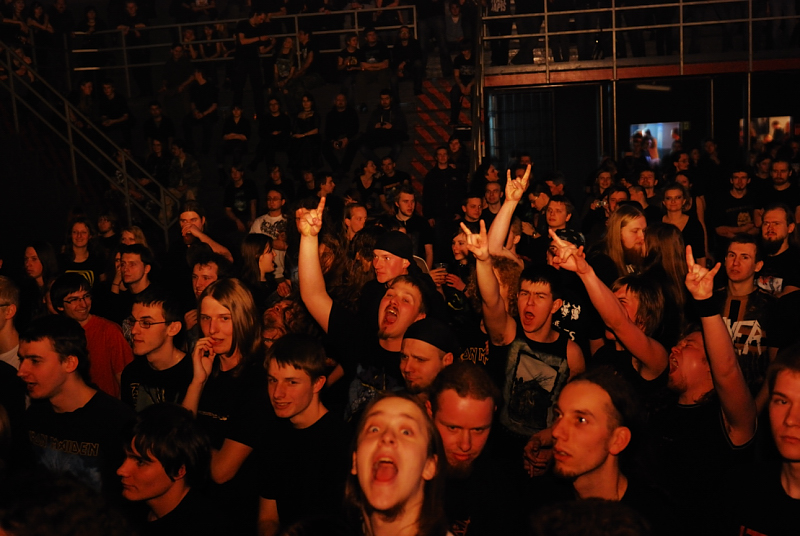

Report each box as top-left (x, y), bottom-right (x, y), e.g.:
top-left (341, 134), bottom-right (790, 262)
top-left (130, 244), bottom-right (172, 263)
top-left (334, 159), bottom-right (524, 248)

top-left (710, 78), bottom-right (714, 139)
top-left (598, 84), bottom-right (604, 159)
top-left (7, 48), bottom-right (19, 133)
top-left (64, 33), bottom-right (73, 91)
top-left (121, 29), bottom-right (132, 98)
top-left (612, 80), bottom-right (618, 161)
top-left (745, 72), bottom-right (752, 156)
top-left (65, 99), bottom-right (78, 186)
top-left (611, 0), bottom-right (617, 81)
top-left (679, 0), bottom-right (684, 75)
top-left (544, 0), bottom-right (550, 83)
top-left (122, 157), bottom-right (133, 226)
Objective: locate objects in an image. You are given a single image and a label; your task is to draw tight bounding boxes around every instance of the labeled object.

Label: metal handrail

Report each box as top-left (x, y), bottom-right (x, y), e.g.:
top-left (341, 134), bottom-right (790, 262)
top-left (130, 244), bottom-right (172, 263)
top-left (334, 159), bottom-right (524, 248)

top-left (0, 46), bottom-right (180, 247)
top-left (480, 0), bottom-right (799, 87)
top-left (67, 5), bottom-right (417, 97)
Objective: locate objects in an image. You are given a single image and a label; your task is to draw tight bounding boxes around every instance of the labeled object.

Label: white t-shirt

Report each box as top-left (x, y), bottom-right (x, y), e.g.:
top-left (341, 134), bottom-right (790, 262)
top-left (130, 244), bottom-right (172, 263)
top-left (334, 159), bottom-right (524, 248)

top-left (250, 214), bottom-right (288, 279)
top-left (0, 344), bottom-right (20, 370)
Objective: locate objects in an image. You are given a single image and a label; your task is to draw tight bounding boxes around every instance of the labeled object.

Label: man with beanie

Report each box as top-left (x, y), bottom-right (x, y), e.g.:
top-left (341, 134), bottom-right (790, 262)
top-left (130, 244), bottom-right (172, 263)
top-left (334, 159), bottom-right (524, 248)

top-left (400, 317), bottom-right (459, 399)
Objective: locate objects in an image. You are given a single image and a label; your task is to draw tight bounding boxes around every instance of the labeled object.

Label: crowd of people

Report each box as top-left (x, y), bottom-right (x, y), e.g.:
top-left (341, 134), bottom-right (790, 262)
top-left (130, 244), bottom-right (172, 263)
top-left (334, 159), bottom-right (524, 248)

top-left (2, 2), bottom-right (800, 536)
top-left (0, 129), bottom-right (800, 535)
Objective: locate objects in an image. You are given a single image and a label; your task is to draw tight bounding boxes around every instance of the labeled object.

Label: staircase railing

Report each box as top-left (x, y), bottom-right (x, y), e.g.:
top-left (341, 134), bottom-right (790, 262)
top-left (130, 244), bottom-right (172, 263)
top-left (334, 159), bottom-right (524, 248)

top-left (0, 45), bottom-right (180, 248)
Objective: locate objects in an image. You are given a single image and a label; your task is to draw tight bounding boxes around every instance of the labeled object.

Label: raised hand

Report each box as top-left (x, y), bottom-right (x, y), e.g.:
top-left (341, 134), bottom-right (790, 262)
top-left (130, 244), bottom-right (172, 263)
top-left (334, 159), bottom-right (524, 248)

top-left (461, 220), bottom-right (489, 262)
top-left (295, 196), bottom-right (326, 237)
top-left (191, 337), bottom-right (217, 386)
top-left (548, 229), bottom-right (590, 274)
top-left (505, 164), bottom-right (531, 203)
top-left (685, 245), bottom-right (721, 301)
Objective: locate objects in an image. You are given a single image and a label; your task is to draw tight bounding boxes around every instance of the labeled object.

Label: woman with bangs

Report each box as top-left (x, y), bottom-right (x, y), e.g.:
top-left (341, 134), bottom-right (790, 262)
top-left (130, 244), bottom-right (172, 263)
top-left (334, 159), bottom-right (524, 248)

top-left (182, 278), bottom-right (273, 535)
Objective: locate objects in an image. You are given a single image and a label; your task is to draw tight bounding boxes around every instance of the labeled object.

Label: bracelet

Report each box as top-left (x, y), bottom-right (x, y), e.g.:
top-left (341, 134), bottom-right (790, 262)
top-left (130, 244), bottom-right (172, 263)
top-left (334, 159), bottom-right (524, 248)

top-left (692, 296), bottom-right (719, 318)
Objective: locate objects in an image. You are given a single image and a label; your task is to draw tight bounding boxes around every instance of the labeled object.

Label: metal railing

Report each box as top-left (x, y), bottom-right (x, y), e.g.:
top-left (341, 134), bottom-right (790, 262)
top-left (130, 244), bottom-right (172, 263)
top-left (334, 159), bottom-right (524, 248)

top-left (66, 5), bottom-right (417, 98)
top-left (482, 0), bottom-right (800, 83)
top-left (0, 46), bottom-right (180, 247)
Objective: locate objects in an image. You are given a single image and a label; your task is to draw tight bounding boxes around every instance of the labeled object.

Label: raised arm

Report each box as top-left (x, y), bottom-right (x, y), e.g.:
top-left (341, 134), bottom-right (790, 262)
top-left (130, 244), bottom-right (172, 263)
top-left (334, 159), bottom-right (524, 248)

top-left (487, 165), bottom-right (529, 264)
top-left (463, 220), bottom-right (516, 346)
top-left (550, 230), bottom-right (668, 380)
top-left (297, 197), bottom-right (333, 332)
top-left (684, 246), bottom-right (757, 446)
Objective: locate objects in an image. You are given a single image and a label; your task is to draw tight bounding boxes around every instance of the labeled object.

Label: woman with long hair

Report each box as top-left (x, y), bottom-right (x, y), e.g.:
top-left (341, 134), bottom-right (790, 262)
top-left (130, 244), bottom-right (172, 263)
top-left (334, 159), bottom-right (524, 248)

top-left (661, 182), bottom-right (706, 269)
top-left (60, 217), bottom-right (104, 286)
top-left (20, 241), bottom-right (60, 322)
top-left (182, 278), bottom-right (271, 535)
top-left (119, 225), bottom-right (149, 248)
top-left (239, 234), bottom-right (276, 311)
top-left (355, 160), bottom-right (390, 216)
top-left (643, 222), bottom-right (688, 348)
top-left (345, 393), bottom-right (448, 536)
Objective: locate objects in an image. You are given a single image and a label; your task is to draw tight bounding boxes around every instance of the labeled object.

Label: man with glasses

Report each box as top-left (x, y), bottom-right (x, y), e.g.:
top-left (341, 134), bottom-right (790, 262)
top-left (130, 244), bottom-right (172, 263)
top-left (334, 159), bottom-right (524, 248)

top-left (120, 288), bottom-right (193, 412)
top-left (51, 273), bottom-right (133, 399)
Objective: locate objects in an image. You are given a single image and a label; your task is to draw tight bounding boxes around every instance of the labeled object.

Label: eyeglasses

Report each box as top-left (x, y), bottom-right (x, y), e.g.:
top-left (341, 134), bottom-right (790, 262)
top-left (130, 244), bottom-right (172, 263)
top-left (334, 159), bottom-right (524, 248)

top-left (63, 293), bottom-right (92, 305)
top-left (128, 317), bottom-right (167, 329)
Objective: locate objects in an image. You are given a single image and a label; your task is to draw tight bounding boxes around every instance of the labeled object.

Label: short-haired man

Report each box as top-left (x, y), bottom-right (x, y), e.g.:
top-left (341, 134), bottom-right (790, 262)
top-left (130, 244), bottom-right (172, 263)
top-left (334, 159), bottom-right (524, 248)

top-left (627, 184), bottom-right (662, 224)
top-left (322, 93), bottom-right (360, 174)
top-left (716, 234), bottom-right (776, 409)
top-left (0, 276), bottom-right (20, 369)
top-left (298, 198), bottom-right (429, 418)
top-left (344, 203), bottom-right (368, 241)
top-left (361, 89), bottom-right (408, 164)
top-left (168, 139), bottom-right (203, 206)
top-left (540, 368), bottom-right (675, 531)
top-left (544, 172), bottom-right (565, 197)
top-left (166, 202), bottom-right (234, 287)
top-left (18, 315), bottom-right (135, 495)
top-left (481, 181), bottom-right (503, 229)
top-left (709, 167), bottom-right (760, 259)
top-left (118, 403), bottom-right (224, 533)
top-left (223, 164), bottom-right (258, 234)
top-left (250, 188), bottom-right (288, 279)
top-left (400, 317), bottom-right (458, 397)
top-left (109, 243), bottom-right (154, 324)
top-left (387, 185), bottom-right (434, 268)
top-left (758, 158), bottom-right (800, 225)
top-left (757, 203), bottom-right (800, 297)
top-left (121, 289), bottom-right (193, 411)
top-left (729, 350), bottom-right (800, 534)
top-left (461, 193), bottom-right (484, 233)
top-left (378, 155), bottom-right (411, 209)
top-left (426, 361), bottom-right (526, 535)
top-left (258, 335), bottom-right (350, 535)
top-left (637, 169), bottom-right (661, 206)
top-left (544, 195), bottom-right (573, 232)
top-left (51, 273), bottom-right (134, 398)
top-left (466, 207), bottom-right (585, 444)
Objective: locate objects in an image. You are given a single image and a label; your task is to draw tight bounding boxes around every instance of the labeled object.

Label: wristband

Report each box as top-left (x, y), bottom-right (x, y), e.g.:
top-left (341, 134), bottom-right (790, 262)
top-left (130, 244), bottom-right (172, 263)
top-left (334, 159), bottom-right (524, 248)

top-left (692, 296), bottom-right (719, 318)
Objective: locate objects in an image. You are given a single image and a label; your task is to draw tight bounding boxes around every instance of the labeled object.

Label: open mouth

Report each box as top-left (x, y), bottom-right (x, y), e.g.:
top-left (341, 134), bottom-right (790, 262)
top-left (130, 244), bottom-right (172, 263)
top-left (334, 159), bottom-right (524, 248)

top-left (372, 458), bottom-right (398, 482)
top-left (384, 307), bottom-right (398, 324)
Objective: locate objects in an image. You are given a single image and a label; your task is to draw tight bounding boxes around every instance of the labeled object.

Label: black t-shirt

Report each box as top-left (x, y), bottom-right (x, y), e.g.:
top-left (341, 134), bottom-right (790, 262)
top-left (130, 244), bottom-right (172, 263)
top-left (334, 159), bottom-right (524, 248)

top-left (337, 47), bottom-right (364, 75)
top-left (61, 253), bottom-right (105, 288)
top-left (708, 190), bottom-right (759, 232)
top-left (453, 53), bottom-right (475, 85)
top-left (222, 115), bottom-right (251, 140)
top-left (258, 412), bottom-right (352, 528)
top-left (550, 271), bottom-right (605, 359)
top-left (235, 19), bottom-right (265, 60)
top-left (120, 354), bottom-right (194, 411)
top-left (298, 39), bottom-right (320, 74)
top-left (274, 51), bottom-right (298, 81)
top-left (726, 463), bottom-right (800, 536)
top-left (133, 489), bottom-right (226, 536)
top-left (197, 363), bottom-right (274, 535)
top-left (224, 179), bottom-right (259, 223)
top-left (759, 183), bottom-right (800, 212)
top-left (444, 452), bottom-right (527, 536)
top-left (24, 391), bottom-right (135, 497)
top-left (392, 215), bottom-right (434, 259)
top-left (758, 246), bottom-right (800, 296)
top-left (189, 82), bottom-right (218, 115)
top-left (143, 116), bottom-right (175, 146)
top-left (361, 42), bottom-right (390, 67)
top-left (649, 397), bottom-right (755, 536)
top-left (99, 93), bottom-right (130, 122)
top-left (590, 344), bottom-right (669, 413)
top-left (327, 301), bottom-right (404, 420)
